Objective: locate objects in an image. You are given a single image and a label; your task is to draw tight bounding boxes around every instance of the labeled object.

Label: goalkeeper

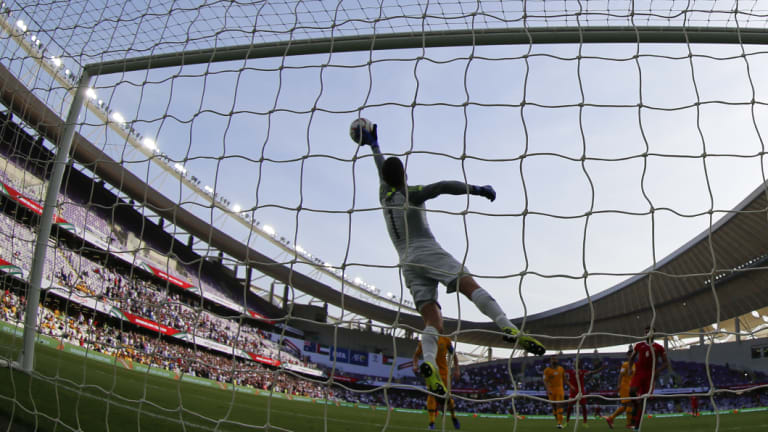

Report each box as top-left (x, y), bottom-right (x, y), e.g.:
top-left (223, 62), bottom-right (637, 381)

top-left (354, 122), bottom-right (545, 398)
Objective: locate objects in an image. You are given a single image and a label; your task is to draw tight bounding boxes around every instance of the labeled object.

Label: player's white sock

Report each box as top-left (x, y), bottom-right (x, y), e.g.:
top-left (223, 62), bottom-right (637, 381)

top-left (470, 288), bottom-right (517, 330)
top-left (421, 326), bottom-right (439, 366)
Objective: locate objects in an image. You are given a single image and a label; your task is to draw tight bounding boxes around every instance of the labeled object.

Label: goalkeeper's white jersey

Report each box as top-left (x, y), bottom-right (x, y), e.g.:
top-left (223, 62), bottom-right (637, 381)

top-left (379, 183), bottom-right (445, 263)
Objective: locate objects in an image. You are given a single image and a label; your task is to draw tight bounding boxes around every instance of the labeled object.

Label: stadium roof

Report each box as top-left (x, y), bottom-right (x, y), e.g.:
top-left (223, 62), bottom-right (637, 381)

top-left (3, 62), bottom-right (768, 352)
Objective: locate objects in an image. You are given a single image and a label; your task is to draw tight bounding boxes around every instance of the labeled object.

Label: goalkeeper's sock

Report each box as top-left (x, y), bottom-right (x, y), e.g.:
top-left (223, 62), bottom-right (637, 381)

top-left (422, 326), bottom-right (439, 366)
top-left (470, 288), bottom-right (515, 329)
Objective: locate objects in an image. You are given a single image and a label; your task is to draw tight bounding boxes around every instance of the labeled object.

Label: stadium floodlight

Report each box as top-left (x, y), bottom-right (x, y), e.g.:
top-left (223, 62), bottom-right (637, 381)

top-left (109, 111), bottom-right (125, 125)
top-left (231, 204), bottom-right (241, 213)
top-left (172, 163), bottom-right (186, 174)
top-left (14, 19), bottom-right (24, 32)
top-left (50, 56), bottom-right (61, 68)
top-left (262, 225), bottom-right (275, 236)
top-left (203, 185), bottom-right (213, 194)
top-left (353, 277), bottom-right (362, 285)
top-left (141, 137), bottom-right (156, 151)
top-left (85, 88), bottom-right (97, 100)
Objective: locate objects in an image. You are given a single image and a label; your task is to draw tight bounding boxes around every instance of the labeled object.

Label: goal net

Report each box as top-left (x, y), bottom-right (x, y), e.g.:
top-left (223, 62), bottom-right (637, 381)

top-left (0, 0), bottom-right (767, 431)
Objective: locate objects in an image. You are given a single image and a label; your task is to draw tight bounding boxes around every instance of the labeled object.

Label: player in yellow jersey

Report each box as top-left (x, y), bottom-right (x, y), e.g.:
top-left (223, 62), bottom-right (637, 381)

top-left (543, 356), bottom-right (566, 429)
top-left (413, 336), bottom-right (461, 430)
top-left (606, 349), bottom-right (635, 429)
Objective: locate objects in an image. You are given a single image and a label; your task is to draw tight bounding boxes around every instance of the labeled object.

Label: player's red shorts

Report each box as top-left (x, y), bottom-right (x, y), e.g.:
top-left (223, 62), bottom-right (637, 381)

top-left (569, 392), bottom-right (587, 405)
top-left (630, 373), bottom-right (653, 396)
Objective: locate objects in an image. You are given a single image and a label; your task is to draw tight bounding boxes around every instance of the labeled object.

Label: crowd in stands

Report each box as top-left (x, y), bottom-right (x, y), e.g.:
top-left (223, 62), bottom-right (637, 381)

top-left (0, 162), bottom-right (307, 363)
top-left (0, 213), bottom-right (309, 371)
top-left (0, 161), bottom-right (259, 326)
top-left (3, 287), bottom-right (332, 398)
top-left (54, 248), bottom-right (310, 367)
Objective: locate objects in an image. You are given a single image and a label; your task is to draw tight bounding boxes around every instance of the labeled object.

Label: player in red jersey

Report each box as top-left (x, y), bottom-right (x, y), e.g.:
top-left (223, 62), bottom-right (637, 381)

top-left (628, 327), bottom-right (670, 430)
top-left (565, 359), bottom-right (605, 427)
top-left (690, 395), bottom-right (699, 416)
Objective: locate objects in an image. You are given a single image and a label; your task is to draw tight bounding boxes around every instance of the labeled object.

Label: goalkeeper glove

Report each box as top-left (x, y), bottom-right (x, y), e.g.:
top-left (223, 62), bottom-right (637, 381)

top-left (359, 124), bottom-right (378, 146)
top-left (471, 185), bottom-right (496, 202)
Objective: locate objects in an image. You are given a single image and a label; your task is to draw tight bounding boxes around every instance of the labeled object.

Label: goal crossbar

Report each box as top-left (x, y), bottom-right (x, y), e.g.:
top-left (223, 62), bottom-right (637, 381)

top-left (87, 26), bottom-right (768, 75)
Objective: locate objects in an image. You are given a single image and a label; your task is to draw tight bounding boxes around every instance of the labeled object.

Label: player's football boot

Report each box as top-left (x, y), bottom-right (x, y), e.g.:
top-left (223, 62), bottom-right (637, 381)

top-left (419, 362), bottom-right (446, 398)
top-left (428, 423), bottom-right (435, 430)
top-left (502, 327), bottom-right (546, 356)
top-left (452, 417), bottom-right (461, 429)
top-left (606, 417), bottom-right (614, 429)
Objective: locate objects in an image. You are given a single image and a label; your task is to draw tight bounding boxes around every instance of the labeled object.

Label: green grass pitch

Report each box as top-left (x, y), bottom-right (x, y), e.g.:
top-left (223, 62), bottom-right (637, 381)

top-left (0, 326), bottom-right (766, 431)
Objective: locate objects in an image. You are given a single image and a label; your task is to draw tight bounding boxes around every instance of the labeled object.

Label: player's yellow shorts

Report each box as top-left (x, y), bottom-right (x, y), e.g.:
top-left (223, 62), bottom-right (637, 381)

top-left (427, 394), bottom-right (455, 410)
top-left (619, 387), bottom-right (631, 404)
top-left (548, 388), bottom-right (565, 402)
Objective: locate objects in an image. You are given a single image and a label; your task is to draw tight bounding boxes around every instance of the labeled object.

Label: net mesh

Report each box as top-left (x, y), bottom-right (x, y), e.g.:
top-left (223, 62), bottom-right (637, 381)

top-left (0, 0), bottom-right (767, 431)
top-left (14, 0), bottom-right (768, 66)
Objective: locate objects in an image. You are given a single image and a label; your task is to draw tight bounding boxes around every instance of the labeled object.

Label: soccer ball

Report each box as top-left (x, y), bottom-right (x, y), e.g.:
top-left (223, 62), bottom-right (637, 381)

top-left (349, 117), bottom-right (374, 144)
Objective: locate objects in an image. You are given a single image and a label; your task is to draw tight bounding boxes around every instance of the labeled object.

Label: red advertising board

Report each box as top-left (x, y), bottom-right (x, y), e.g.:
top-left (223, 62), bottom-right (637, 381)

top-left (122, 310), bottom-right (181, 336)
top-left (0, 257), bottom-right (21, 274)
top-left (247, 309), bottom-right (276, 324)
top-left (247, 352), bottom-right (281, 366)
top-left (332, 375), bottom-right (358, 383)
top-left (141, 263), bottom-right (197, 290)
top-left (0, 181), bottom-right (72, 227)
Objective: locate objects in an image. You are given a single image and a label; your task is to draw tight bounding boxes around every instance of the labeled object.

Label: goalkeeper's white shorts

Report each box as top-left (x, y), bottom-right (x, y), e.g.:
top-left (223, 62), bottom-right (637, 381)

top-left (401, 248), bottom-right (468, 312)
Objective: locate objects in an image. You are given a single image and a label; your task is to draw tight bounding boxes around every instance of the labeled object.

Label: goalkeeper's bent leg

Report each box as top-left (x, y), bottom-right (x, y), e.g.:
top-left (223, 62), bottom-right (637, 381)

top-left (421, 325), bottom-right (439, 366)
top-left (460, 278), bottom-right (515, 330)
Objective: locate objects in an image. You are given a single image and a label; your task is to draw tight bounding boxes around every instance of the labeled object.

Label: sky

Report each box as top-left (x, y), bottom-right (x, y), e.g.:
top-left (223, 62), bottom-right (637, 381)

top-left (86, 42), bottom-right (768, 325)
top-left (6, 0), bottom-right (768, 354)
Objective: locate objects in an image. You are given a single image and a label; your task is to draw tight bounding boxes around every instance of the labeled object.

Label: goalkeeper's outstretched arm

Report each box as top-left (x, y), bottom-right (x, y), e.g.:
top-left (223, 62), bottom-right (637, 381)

top-left (371, 140), bottom-right (385, 180)
top-left (359, 123), bottom-right (494, 203)
top-left (409, 181), bottom-right (496, 205)
top-left (358, 123), bottom-right (385, 178)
